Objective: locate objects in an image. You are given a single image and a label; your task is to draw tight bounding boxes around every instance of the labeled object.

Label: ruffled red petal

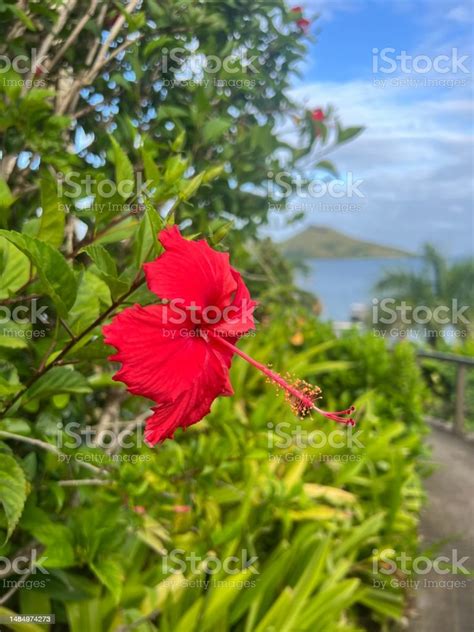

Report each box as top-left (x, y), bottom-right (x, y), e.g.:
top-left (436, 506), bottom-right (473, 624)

top-left (144, 362), bottom-right (229, 444)
top-left (207, 268), bottom-right (257, 338)
top-left (143, 226), bottom-right (237, 312)
top-left (103, 304), bottom-right (235, 443)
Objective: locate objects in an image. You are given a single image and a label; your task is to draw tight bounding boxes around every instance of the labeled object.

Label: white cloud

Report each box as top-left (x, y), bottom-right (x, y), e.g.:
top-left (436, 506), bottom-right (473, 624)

top-left (267, 78), bottom-right (473, 256)
top-left (446, 5), bottom-right (473, 24)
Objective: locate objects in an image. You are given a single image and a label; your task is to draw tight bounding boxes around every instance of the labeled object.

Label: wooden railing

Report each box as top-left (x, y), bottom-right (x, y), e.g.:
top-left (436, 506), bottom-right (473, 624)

top-left (416, 350), bottom-right (474, 436)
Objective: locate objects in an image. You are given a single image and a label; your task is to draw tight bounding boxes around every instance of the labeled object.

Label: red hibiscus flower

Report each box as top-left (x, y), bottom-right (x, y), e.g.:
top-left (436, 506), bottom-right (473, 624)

top-left (311, 108), bottom-right (325, 122)
top-left (103, 227), bottom-right (355, 445)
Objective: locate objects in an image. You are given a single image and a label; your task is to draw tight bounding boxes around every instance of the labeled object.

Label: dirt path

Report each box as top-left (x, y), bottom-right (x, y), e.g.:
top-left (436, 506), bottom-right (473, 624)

top-left (408, 425), bottom-right (474, 631)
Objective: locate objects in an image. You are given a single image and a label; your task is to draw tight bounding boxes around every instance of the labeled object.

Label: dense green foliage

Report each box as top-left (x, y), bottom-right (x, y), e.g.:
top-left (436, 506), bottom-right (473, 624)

top-left (0, 312), bottom-right (428, 630)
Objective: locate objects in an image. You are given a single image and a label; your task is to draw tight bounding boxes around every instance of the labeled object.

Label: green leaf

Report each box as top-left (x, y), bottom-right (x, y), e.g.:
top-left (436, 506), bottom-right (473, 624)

top-left (133, 201), bottom-right (163, 267)
top-left (0, 377), bottom-right (23, 397)
top-left (141, 147), bottom-right (161, 199)
top-left (31, 522), bottom-right (75, 568)
top-left (110, 136), bottom-right (134, 200)
top-left (67, 270), bottom-right (112, 333)
top-left (337, 125), bottom-right (364, 144)
top-left (171, 129), bottom-right (186, 152)
top-left (316, 160), bottom-right (338, 177)
top-left (179, 173), bottom-right (204, 202)
top-left (0, 336), bottom-right (28, 350)
top-left (66, 600), bottom-right (102, 632)
top-left (0, 236), bottom-right (31, 298)
top-left (202, 164), bottom-right (225, 183)
top-left (38, 172), bottom-right (64, 248)
top-left (164, 155), bottom-right (188, 185)
top-left (358, 587), bottom-right (404, 619)
top-left (90, 558), bottom-right (124, 604)
top-left (210, 220), bottom-right (234, 245)
top-left (8, 5), bottom-right (37, 30)
top-left (0, 178), bottom-right (15, 209)
top-left (24, 367), bottom-right (92, 403)
top-left (83, 244), bottom-right (117, 277)
top-left (0, 231), bottom-right (77, 317)
top-left (202, 118), bottom-right (232, 143)
top-left (82, 245), bottom-right (127, 297)
top-left (94, 216), bottom-right (140, 245)
top-left (0, 454), bottom-right (27, 542)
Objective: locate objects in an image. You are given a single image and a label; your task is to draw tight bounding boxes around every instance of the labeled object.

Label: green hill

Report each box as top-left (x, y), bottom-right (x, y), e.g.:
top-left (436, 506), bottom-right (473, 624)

top-left (280, 226), bottom-right (412, 259)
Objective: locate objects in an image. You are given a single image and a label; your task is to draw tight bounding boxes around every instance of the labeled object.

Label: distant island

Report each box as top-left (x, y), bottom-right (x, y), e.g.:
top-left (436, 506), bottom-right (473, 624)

top-left (279, 226), bottom-right (413, 259)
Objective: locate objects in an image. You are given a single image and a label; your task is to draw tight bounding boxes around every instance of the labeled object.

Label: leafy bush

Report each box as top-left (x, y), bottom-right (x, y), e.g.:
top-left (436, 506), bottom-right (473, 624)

top-left (0, 301), bottom-right (428, 630)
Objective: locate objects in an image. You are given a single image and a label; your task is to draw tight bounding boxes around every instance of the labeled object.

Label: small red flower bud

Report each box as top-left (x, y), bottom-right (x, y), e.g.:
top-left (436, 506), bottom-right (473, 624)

top-left (296, 17), bottom-right (311, 32)
top-left (311, 108), bottom-right (325, 122)
top-left (172, 505), bottom-right (191, 513)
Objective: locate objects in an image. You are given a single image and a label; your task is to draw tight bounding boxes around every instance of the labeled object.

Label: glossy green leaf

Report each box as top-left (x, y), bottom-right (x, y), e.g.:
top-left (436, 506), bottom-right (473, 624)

top-left (0, 454), bottom-right (27, 542)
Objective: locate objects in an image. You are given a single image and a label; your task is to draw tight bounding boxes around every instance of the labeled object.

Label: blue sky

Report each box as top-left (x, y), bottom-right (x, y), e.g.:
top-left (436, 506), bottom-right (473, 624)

top-left (270, 0), bottom-right (474, 256)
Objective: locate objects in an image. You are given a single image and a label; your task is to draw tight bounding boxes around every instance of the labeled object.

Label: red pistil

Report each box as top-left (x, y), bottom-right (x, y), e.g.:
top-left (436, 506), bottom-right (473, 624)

top-left (215, 337), bottom-right (355, 426)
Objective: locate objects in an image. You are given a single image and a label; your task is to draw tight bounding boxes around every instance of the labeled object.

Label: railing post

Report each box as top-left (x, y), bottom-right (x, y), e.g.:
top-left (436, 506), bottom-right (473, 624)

top-left (454, 364), bottom-right (467, 436)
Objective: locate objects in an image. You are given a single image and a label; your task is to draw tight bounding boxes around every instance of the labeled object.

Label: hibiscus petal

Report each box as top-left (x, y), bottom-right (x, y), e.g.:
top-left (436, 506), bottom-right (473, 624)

top-left (103, 303), bottom-right (233, 404)
top-left (208, 268), bottom-right (257, 338)
top-left (143, 226), bottom-right (237, 311)
top-left (144, 358), bottom-right (230, 444)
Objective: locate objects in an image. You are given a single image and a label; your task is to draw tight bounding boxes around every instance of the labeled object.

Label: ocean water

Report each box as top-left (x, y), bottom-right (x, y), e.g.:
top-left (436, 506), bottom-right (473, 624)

top-left (296, 257), bottom-right (424, 322)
